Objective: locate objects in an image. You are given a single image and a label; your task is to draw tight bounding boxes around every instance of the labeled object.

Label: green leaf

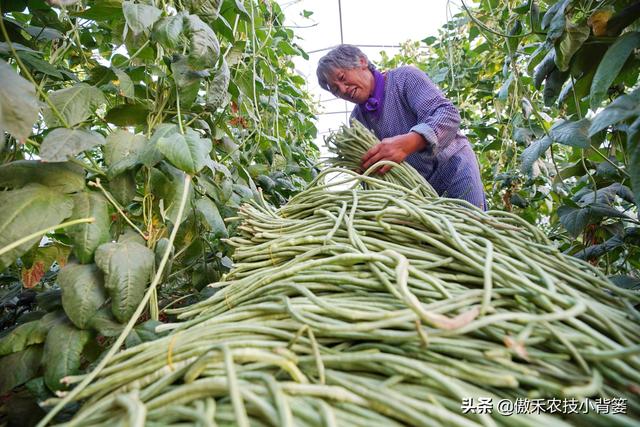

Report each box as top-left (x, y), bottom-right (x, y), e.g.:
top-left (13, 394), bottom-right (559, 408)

top-left (112, 68), bottom-right (135, 99)
top-left (0, 58), bottom-right (40, 141)
top-left (156, 127), bottom-right (212, 174)
top-left (234, 0), bottom-right (250, 21)
top-left (58, 263), bottom-right (108, 329)
top-left (0, 160), bottom-right (85, 193)
top-left (0, 185), bottom-right (73, 271)
top-left (67, 191), bottom-right (111, 263)
top-left (108, 170), bottom-right (138, 206)
top-left (152, 14), bottom-right (184, 48)
top-left (43, 321), bottom-right (91, 391)
top-left (589, 88), bottom-right (640, 136)
top-left (104, 103), bottom-right (151, 127)
top-left (543, 68), bottom-right (569, 107)
top-left (40, 128), bottom-right (105, 162)
top-left (122, 1), bottom-right (162, 36)
top-left (69, 1), bottom-right (123, 20)
top-left (533, 50), bottom-right (555, 90)
top-left (150, 163), bottom-right (193, 224)
top-left (590, 32), bottom-right (640, 109)
top-left (0, 346), bottom-right (43, 394)
top-left (125, 319), bottom-right (164, 348)
top-left (558, 203), bottom-right (629, 237)
top-left (88, 307), bottom-right (124, 337)
top-left (206, 59), bottom-right (230, 109)
top-left (554, 22), bottom-right (590, 72)
top-left (95, 240), bottom-right (155, 323)
top-left (43, 83), bottom-right (107, 128)
top-left (520, 136), bottom-right (552, 174)
top-left (105, 130), bottom-right (146, 177)
top-left (0, 321), bottom-right (47, 357)
top-left (549, 119), bottom-right (590, 148)
top-left (171, 56), bottom-right (201, 107)
top-left (17, 51), bottom-right (63, 79)
top-left (542, 0), bottom-right (569, 41)
top-left (184, 0), bottom-right (223, 22)
top-left (574, 235), bottom-right (624, 260)
top-left (104, 130), bottom-right (146, 167)
top-left (609, 275), bottom-right (640, 290)
top-left (185, 14), bottom-right (220, 68)
top-left (195, 197), bottom-right (228, 238)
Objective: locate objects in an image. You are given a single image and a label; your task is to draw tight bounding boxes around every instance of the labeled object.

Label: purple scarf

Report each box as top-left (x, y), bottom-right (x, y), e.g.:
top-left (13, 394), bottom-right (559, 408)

top-left (359, 68), bottom-right (385, 120)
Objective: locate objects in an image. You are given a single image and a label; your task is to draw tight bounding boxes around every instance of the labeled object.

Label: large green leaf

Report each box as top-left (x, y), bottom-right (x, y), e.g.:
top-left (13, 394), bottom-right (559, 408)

top-left (125, 319), bottom-right (164, 348)
top-left (0, 58), bottom-right (40, 141)
top-left (206, 59), bottom-right (231, 109)
top-left (590, 32), bottom-right (640, 109)
top-left (104, 129), bottom-right (146, 177)
top-left (543, 68), bottom-right (569, 107)
top-left (185, 14), bottom-right (220, 68)
top-left (43, 321), bottom-right (91, 391)
top-left (153, 14), bottom-right (184, 48)
top-left (533, 50), bottom-right (555, 90)
top-left (0, 321), bottom-right (47, 356)
top-left (105, 104), bottom-right (151, 127)
top-left (185, 0), bottom-right (223, 22)
top-left (89, 307), bottom-right (124, 337)
top-left (122, 1), bottom-right (162, 35)
top-left (43, 83), bottom-right (107, 128)
top-left (58, 263), bottom-right (108, 329)
top-left (195, 197), bottom-right (228, 238)
top-left (554, 22), bottom-right (590, 72)
top-left (95, 240), bottom-right (155, 323)
top-left (17, 51), bottom-right (63, 79)
top-left (549, 119), bottom-right (590, 148)
top-left (0, 346), bottom-right (43, 394)
top-left (0, 185), bottom-right (73, 271)
top-left (558, 203), bottom-right (629, 237)
top-left (67, 191), bottom-right (111, 263)
top-left (108, 170), bottom-right (138, 206)
top-left (520, 136), bottom-right (552, 174)
top-left (171, 56), bottom-right (202, 107)
top-left (0, 160), bottom-right (85, 193)
top-left (156, 127), bottom-right (212, 174)
top-left (149, 163), bottom-right (193, 224)
top-left (589, 88), bottom-right (640, 136)
top-left (40, 128), bottom-right (105, 162)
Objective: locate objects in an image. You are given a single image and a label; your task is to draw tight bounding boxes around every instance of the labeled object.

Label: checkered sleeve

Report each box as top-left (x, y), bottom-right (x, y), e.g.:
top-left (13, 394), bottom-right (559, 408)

top-left (400, 67), bottom-right (461, 151)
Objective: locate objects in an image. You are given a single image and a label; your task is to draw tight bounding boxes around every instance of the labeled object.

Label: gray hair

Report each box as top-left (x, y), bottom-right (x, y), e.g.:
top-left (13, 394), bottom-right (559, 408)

top-left (316, 44), bottom-right (375, 92)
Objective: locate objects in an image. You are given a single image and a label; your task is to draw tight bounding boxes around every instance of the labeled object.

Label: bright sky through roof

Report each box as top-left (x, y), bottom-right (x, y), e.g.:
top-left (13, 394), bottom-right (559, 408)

top-left (276, 0), bottom-right (460, 154)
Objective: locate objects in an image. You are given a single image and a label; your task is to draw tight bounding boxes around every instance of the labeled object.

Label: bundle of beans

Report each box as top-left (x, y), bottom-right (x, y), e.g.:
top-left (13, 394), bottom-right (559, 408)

top-left (324, 120), bottom-right (438, 199)
top-left (54, 129), bottom-right (640, 427)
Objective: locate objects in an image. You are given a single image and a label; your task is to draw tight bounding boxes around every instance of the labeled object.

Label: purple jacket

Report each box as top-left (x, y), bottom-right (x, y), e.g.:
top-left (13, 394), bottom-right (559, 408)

top-left (351, 66), bottom-right (486, 209)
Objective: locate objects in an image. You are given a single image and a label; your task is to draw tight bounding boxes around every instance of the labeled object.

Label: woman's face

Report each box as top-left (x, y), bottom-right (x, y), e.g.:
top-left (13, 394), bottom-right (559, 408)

top-left (326, 57), bottom-right (374, 104)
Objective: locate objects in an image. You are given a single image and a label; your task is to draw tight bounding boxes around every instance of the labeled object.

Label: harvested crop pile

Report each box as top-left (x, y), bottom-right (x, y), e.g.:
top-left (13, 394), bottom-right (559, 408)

top-left (53, 124), bottom-right (639, 427)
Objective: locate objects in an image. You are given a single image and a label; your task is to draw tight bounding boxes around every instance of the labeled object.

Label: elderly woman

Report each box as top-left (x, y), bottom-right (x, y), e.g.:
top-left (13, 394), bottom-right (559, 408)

top-left (317, 44), bottom-right (486, 209)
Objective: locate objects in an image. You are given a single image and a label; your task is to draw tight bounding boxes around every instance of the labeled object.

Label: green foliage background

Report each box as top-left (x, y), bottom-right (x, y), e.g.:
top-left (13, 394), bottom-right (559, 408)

top-left (0, 0), bottom-right (319, 410)
top-left (378, 0), bottom-right (640, 282)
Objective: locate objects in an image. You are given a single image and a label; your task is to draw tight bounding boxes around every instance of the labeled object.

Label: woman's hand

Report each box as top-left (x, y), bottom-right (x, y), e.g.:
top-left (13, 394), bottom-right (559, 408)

top-left (361, 132), bottom-right (427, 174)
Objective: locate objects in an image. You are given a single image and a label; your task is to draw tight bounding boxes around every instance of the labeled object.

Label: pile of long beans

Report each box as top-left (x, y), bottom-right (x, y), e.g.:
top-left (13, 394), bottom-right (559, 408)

top-left (54, 125), bottom-right (640, 427)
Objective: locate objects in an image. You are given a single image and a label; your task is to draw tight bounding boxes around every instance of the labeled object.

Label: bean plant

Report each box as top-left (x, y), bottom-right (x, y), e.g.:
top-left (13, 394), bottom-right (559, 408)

top-left (0, 0), bottom-right (318, 411)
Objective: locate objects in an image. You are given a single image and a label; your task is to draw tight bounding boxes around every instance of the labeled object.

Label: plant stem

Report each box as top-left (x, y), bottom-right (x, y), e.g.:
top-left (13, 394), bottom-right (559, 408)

top-left (88, 178), bottom-right (148, 240)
